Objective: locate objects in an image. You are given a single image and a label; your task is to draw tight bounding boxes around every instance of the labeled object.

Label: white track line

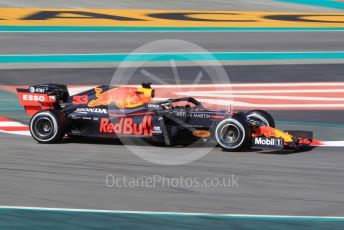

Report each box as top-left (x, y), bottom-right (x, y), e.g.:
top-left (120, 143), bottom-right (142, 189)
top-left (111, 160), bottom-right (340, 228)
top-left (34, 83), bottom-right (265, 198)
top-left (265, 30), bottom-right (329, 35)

top-left (197, 98), bottom-right (344, 108)
top-left (317, 141), bottom-right (344, 147)
top-left (67, 84), bottom-right (344, 96)
top-left (179, 89), bottom-right (344, 94)
top-left (136, 82), bottom-right (344, 88)
top-left (67, 82), bottom-right (344, 91)
top-left (0, 205), bottom-right (343, 219)
top-left (0, 130), bottom-right (30, 136)
top-left (0, 122), bottom-right (28, 127)
top-left (175, 93), bottom-right (344, 101)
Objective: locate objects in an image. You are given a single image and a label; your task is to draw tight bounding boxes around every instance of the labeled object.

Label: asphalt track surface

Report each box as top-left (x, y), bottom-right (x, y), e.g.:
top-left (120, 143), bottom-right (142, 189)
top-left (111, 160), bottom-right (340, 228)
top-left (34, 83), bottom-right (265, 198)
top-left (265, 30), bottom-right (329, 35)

top-left (0, 0), bottom-right (344, 226)
top-left (0, 0), bottom-right (335, 11)
top-left (1, 64), bottom-right (344, 85)
top-left (0, 132), bottom-right (343, 216)
top-left (0, 64), bottom-right (344, 216)
top-left (1, 32), bottom-right (344, 54)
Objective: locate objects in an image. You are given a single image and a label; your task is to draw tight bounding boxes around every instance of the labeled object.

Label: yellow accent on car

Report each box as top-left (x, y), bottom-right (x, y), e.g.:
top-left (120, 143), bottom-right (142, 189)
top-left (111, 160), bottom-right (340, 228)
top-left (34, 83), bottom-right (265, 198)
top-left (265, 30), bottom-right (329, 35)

top-left (272, 128), bottom-right (294, 143)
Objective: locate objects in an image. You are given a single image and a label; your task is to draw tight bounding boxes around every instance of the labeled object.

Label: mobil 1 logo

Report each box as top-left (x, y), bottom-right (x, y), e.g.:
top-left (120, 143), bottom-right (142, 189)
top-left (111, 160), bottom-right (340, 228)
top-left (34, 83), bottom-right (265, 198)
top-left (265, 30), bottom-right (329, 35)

top-left (252, 137), bottom-right (284, 150)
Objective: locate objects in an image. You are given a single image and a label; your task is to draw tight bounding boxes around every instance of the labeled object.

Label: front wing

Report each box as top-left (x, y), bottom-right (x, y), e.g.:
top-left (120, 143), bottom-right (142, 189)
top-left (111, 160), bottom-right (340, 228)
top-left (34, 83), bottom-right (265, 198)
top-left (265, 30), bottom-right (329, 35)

top-left (251, 126), bottom-right (313, 150)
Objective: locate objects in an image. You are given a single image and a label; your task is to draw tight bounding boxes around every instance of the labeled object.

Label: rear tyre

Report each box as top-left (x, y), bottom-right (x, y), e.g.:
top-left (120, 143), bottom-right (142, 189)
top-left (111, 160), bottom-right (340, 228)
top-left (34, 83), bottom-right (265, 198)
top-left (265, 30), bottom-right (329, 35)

top-left (246, 110), bottom-right (275, 128)
top-left (30, 110), bottom-right (66, 143)
top-left (215, 115), bottom-right (251, 152)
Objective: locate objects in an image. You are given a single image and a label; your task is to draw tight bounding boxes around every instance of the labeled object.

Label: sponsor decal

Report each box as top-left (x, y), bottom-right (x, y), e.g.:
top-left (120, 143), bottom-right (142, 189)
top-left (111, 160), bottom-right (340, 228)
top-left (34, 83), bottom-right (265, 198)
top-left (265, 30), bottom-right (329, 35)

top-left (72, 95), bottom-right (88, 105)
top-left (253, 137), bottom-right (284, 149)
top-left (192, 130), bottom-right (211, 138)
top-left (22, 94), bottom-right (46, 102)
top-left (147, 104), bottom-right (160, 108)
top-left (176, 112), bottom-right (211, 119)
top-left (18, 92), bottom-right (54, 115)
top-left (211, 115), bottom-right (225, 119)
top-left (75, 108), bottom-right (108, 114)
top-left (1, 9), bottom-right (344, 28)
top-left (29, 87), bottom-right (46, 93)
top-left (100, 116), bottom-right (152, 136)
top-left (152, 126), bottom-right (162, 134)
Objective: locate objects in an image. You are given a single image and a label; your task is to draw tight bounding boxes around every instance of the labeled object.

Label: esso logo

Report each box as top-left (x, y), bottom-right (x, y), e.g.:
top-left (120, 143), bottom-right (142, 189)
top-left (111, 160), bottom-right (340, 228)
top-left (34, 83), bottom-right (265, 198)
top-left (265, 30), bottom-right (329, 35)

top-left (23, 94), bottom-right (45, 102)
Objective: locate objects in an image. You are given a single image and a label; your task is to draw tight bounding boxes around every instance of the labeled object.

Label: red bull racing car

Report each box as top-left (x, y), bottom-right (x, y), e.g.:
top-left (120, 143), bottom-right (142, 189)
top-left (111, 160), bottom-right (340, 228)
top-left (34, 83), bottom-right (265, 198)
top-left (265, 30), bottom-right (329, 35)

top-left (17, 83), bottom-right (313, 151)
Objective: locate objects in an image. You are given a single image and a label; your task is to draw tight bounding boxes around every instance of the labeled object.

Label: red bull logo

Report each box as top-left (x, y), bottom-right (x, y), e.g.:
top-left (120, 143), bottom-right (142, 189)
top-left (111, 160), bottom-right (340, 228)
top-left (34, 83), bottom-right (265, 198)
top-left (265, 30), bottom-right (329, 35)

top-left (88, 87), bottom-right (118, 107)
top-left (100, 116), bottom-right (152, 136)
top-left (88, 86), bottom-right (153, 108)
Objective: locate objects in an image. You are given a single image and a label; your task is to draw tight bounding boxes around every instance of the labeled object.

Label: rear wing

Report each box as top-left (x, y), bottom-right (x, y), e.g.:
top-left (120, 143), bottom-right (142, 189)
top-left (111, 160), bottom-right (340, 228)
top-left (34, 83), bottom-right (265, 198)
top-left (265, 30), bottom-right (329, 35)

top-left (17, 88), bottom-right (56, 116)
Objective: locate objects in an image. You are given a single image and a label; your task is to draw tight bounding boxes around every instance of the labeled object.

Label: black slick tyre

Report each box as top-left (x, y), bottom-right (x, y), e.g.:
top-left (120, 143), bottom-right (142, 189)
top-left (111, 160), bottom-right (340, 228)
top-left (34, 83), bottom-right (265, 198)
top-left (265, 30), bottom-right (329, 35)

top-left (29, 110), bottom-right (66, 143)
top-left (245, 110), bottom-right (275, 128)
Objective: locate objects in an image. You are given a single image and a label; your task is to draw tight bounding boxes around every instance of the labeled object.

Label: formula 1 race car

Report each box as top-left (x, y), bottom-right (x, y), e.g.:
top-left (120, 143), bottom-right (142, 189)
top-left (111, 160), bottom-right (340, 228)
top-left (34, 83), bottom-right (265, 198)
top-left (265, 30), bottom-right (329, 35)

top-left (17, 83), bottom-right (313, 151)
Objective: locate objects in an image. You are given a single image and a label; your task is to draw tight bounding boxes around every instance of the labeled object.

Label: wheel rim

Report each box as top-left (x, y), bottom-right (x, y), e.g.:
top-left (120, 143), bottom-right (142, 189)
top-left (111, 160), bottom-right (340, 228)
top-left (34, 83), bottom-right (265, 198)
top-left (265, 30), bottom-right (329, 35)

top-left (35, 117), bottom-right (53, 137)
top-left (220, 124), bottom-right (240, 144)
top-left (215, 119), bottom-right (246, 150)
top-left (30, 111), bottom-right (60, 142)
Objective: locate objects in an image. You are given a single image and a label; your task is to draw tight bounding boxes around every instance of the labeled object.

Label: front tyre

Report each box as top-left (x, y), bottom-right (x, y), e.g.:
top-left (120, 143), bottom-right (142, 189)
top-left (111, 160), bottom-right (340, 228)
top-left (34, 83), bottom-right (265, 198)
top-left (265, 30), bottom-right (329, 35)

top-left (246, 110), bottom-right (275, 128)
top-left (215, 115), bottom-right (251, 152)
top-left (30, 110), bottom-right (66, 143)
